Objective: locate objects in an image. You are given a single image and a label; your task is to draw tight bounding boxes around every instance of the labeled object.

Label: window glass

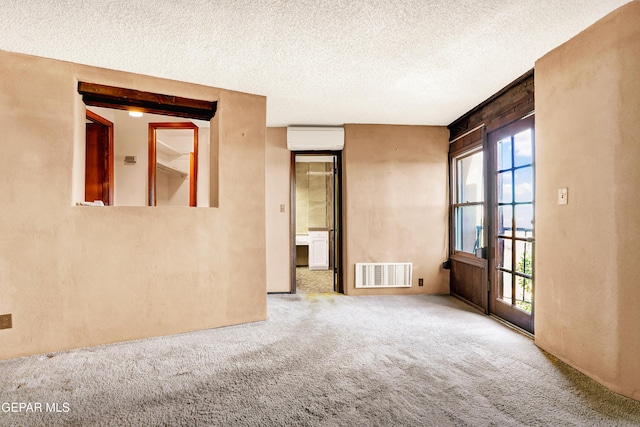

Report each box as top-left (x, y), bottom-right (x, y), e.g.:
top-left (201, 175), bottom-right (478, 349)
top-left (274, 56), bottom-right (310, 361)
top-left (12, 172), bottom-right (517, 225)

top-left (500, 271), bottom-right (513, 303)
top-left (498, 205), bottom-right (513, 237)
top-left (513, 129), bottom-right (533, 167)
top-left (514, 167), bottom-right (533, 203)
top-left (498, 171), bottom-right (512, 204)
top-left (497, 137), bottom-right (512, 170)
top-left (456, 151), bottom-right (483, 203)
top-left (452, 148), bottom-right (484, 256)
top-left (454, 205), bottom-right (483, 253)
top-left (514, 204), bottom-right (533, 237)
top-left (497, 237), bottom-right (512, 270)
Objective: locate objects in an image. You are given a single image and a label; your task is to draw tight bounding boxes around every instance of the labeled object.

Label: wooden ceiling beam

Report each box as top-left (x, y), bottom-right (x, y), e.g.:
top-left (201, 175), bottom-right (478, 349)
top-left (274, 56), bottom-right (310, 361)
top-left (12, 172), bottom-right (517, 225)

top-left (78, 82), bottom-right (217, 121)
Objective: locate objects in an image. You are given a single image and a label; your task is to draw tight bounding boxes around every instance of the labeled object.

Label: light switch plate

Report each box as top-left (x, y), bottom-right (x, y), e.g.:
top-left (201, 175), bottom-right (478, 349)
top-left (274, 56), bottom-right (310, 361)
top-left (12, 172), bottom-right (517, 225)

top-left (558, 188), bottom-right (568, 205)
top-left (0, 314), bottom-right (12, 329)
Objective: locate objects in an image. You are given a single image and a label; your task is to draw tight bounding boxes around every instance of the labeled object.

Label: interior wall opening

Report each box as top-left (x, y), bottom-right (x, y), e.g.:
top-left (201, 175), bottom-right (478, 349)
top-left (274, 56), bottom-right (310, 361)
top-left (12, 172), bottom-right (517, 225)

top-left (149, 123), bottom-right (198, 207)
top-left (293, 154), bottom-right (340, 294)
top-left (77, 82), bottom-right (217, 207)
top-left (83, 106), bottom-right (210, 207)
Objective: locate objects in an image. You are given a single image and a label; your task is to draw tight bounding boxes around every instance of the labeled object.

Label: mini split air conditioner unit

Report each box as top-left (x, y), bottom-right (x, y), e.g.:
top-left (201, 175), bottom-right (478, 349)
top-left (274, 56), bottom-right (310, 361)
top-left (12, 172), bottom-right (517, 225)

top-left (287, 126), bottom-right (344, 151)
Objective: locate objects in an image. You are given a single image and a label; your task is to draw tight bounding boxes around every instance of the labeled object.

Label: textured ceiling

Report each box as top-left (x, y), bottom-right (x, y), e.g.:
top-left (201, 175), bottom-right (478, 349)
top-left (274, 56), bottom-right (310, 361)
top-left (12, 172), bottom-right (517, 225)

top-left (0, 0), bottom-right (631, 127)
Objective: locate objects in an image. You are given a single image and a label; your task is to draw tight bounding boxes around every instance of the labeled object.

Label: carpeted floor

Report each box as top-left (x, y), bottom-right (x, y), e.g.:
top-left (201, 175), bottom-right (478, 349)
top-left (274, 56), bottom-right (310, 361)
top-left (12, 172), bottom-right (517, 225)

top-left (1, 294), bottom-right (639, 426)
top-left (296, 267), bottom-right (334, 293)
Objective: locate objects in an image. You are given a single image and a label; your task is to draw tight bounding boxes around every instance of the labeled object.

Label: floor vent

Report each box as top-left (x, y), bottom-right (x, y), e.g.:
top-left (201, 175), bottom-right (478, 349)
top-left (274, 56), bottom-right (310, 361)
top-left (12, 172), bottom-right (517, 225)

top-left (355, 263), bottom-right (412, 288)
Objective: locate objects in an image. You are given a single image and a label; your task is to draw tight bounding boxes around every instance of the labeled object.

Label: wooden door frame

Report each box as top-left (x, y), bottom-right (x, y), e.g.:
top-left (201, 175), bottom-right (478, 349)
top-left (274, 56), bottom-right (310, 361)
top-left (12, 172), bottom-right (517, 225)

top-left (487, 115), bottom-right (535, 333)
top-left (447, 69), bottom-right (534, 319)
top-left (448, 133), bottom-right (489, 313)
top-left (290, 151), bottom-right (344, 294)
top-left (85, 109), bottom-right (114, 205)
top-left (148, 122), bottom-right (198, 207)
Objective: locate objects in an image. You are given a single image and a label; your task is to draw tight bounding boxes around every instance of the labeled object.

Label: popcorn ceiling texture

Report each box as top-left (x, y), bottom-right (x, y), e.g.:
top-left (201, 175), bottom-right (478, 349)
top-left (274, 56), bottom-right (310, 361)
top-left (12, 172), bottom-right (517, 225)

top-left (0, 0), bottom-right (631, 126)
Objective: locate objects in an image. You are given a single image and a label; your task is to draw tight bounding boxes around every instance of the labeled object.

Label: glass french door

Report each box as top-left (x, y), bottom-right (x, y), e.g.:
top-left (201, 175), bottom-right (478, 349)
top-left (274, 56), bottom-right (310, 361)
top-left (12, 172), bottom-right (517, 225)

top-left (489, 116), bottom-right (535, 333)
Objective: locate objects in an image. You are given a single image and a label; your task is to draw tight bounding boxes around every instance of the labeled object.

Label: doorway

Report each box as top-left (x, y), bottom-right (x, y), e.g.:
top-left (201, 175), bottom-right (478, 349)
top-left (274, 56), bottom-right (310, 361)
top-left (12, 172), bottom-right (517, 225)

top-left (488, 116), bottom-right (535, 333)
top-left (148, 123), bottom-right (198, 207)
top-left (85, 110), bottom-right (114, 205)
top-left (292, 152), bottom-right (342, 293)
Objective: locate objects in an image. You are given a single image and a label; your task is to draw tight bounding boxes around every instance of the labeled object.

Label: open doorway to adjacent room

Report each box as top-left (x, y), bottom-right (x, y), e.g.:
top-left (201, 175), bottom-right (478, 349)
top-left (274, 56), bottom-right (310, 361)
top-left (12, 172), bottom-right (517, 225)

top-left (292, 153), bottom-right (342, 294)
top-left (149, 123), bottom-right (198, 207)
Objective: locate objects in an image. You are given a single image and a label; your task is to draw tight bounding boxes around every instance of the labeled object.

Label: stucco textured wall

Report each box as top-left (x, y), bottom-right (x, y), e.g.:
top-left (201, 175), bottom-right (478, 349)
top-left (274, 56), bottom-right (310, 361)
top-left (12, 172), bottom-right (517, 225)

top-left (343, 124), bottom-right (450, 296)
top-left (265, 127), bottom-right (291, 293)
top-left (535, 0), bottom-right (640, 401)
top-left (0, 51), bottom-right (267, 359)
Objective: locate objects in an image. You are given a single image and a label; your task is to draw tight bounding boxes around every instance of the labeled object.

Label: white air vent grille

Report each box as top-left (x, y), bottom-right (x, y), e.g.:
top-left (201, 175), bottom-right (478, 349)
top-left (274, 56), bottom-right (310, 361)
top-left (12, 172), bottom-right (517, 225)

top-left (355, 263), bottom-right (413, 288)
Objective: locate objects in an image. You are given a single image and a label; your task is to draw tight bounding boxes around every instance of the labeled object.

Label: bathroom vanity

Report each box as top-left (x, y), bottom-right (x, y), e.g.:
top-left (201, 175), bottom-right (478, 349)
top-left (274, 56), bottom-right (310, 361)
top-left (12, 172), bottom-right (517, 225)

top-left (295, 228), bottom-right (329, 270)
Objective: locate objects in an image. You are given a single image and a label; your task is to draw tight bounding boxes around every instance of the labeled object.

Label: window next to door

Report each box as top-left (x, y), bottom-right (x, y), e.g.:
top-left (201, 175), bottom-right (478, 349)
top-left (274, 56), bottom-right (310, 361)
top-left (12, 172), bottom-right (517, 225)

top-left (451, 147), bottom-right (484, 256)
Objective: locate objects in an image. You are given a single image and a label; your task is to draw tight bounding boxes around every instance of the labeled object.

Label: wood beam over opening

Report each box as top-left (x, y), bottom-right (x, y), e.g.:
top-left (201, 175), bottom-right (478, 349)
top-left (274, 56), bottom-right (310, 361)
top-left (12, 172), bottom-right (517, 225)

top-left (78, 82), bottom-right (217, 121)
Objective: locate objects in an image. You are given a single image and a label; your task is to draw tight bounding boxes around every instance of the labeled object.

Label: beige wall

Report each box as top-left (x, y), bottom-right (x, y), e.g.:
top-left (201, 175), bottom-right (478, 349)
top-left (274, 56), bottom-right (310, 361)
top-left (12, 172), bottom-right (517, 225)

top-left (295, 162), bottom-right (332, 233)
top-left (0, 50), bottom-right (267, 359)
top-left (343, 124), bottom-right (450, 295)
top-left (265, 127), bottom-right (291, 293)
top-left (295, 162), bottom-right (310, 234)
top-left (265, 125), bottom-right (449, 295)
top-left (535, 0), bottom-right (640, 401)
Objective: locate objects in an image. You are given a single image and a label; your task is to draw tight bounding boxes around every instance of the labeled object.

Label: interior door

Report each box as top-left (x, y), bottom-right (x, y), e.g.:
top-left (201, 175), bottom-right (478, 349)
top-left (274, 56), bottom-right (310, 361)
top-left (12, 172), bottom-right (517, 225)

top-left (489, 116), bottom-right (535, 333)
top-left (85, 122), bottom-right (109, 204)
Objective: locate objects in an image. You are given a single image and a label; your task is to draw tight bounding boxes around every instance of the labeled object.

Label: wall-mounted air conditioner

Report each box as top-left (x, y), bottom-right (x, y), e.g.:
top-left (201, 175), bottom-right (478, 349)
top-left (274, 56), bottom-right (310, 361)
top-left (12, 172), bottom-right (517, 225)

top-left (287, 126), bottom-right (344, 151)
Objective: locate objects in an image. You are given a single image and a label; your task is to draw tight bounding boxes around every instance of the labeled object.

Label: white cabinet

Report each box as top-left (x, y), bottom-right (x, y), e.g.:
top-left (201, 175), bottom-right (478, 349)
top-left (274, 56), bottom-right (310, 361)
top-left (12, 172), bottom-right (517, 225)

top-left (308, 230), bottom-right (329, 270)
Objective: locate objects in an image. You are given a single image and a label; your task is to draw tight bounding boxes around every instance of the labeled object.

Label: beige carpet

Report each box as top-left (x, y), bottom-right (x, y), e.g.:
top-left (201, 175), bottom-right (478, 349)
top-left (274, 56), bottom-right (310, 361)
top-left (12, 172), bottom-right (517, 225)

top-left (295, 266), bottom-right (334, 293)
top-left (1, 294), bottom-right (639, 426)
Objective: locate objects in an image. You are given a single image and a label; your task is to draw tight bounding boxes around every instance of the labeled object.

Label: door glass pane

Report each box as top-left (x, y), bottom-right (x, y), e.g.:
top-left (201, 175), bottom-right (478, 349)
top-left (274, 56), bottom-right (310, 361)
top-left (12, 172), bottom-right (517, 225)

top-left (497, 238), bottom-right (512, 270)
top-left (497, 205), bottom-right (513, 237)
top-left (498, 171), bottom-right (512, 203)
top-left (514, 167), bottom-right (533, 203)
top-left (513, 129), bottom-right (533, 167)
top-left (514, 204), bottom-right (533, 237)
top-left (455, 205), bottom-right (483, 254)
top-left (497, 137), bottom-right (512, 170)
top-left (516, 278), bottom-right (532, 313)
top-left (457, 151), bottom-right (483, 203)
top-left (515, 241), bottom-right (533, 275)
top-left (500, 271), bottom-right (513, 304)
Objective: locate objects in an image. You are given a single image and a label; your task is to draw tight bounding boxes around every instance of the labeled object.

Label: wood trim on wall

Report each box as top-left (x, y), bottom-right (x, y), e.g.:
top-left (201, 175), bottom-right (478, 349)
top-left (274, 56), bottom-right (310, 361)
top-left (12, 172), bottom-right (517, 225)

top-left (449, 126), bottom-right (484, 157)
top-left (447, 68), bottom-right (534, 314)
top-left (148, 122), bottom-right (199, 207)
top-left (290, 152), bottom-right (297, 293)
top-left (78, 82), bottom-right (217, 121)
top-left (289, 150), bottom-right (344, 294)
top-left (85, 109), bottom-right (114, 205)
top-left (189, 152), bottom-right (196, 207)
top-left (448, 69), bottom-right (534, 143)
top-left (335, 150), bottom-right (344, 294)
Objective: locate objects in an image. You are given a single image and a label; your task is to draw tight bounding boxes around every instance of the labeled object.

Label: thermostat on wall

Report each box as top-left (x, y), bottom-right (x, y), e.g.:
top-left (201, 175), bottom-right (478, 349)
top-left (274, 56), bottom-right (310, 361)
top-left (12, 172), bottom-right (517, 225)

top-left (124, 156), bottom-right (137, 165)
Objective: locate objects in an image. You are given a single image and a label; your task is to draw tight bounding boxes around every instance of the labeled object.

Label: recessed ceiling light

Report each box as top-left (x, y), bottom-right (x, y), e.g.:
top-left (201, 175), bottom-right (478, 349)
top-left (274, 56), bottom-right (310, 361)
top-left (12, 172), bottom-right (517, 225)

top-left (129, 111), bottom-right (143, 118)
